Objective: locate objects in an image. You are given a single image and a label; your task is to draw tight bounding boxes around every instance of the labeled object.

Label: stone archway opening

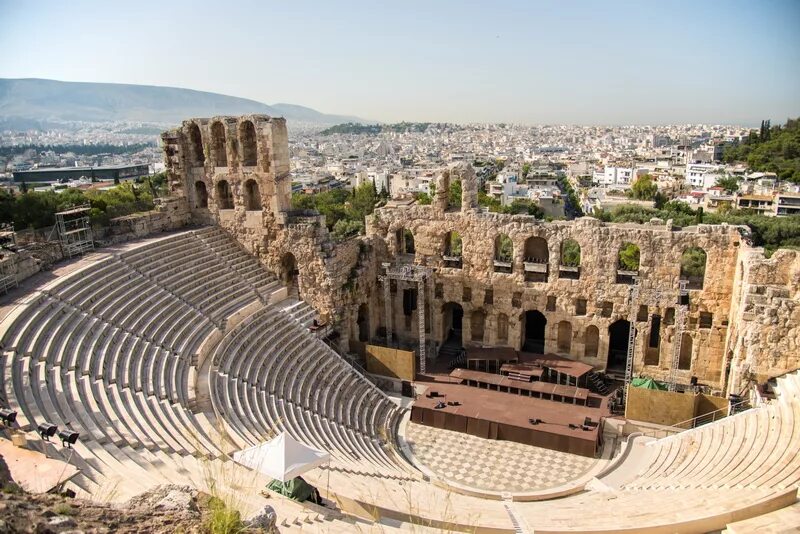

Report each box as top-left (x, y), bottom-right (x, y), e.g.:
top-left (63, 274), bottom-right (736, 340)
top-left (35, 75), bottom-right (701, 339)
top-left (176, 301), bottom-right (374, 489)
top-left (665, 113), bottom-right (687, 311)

top-left (357, 303), bottom-right (370, 342)
top-left (607, 319), bottom-right (631, 372)
top-left (523, 310), bottom-right (547, 354)
top-left (239, 120), bottom-right (258, 167)
top-left (441, 302), bottom-right (464, 356)
top-left (194, 181), bottom-right (208, 208)
top-left (280, 252), bottom-right (298, 291)
top-left (188, 123), bottom-right (204, 166)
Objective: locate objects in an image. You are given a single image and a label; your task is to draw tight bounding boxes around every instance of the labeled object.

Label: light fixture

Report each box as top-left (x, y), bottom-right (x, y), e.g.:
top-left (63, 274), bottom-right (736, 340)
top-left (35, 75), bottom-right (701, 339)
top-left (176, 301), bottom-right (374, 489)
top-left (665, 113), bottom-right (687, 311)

top-left (0, 409), bottom-right (17, 426)
top-left (37, 423), bottom-right (58, 441)
top-left (58, 430), bottom-right (79, 448)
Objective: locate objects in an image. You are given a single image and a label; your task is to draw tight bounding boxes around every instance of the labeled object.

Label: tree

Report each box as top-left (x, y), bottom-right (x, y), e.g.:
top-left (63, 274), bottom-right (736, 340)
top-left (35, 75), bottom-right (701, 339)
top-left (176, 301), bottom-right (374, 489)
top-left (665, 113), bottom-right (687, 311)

top-left (618, 243), bottom-right (640, 271)
top-left (448, 180), bottom-right (462, 207)
top-left (715, 175), bottom-right (740, 194)
top-left (522, 163), bottom-right (531, 179)
top-left (629, 174), bottom-right (658, 200)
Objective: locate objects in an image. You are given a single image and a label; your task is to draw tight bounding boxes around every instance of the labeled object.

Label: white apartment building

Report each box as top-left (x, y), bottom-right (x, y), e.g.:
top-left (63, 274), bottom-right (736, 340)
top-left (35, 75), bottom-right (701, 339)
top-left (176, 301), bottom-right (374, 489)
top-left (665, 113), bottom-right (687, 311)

top-left (592, 166), bottom-right (644, 187)
top-left (685, 163), bottom-right (722, 190)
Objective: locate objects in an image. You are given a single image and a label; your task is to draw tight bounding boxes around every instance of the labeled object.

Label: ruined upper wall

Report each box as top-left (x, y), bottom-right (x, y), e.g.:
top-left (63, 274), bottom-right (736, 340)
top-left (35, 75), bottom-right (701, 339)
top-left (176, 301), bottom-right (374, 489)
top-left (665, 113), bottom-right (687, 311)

top-left (726, 248), bottom-right (800, 388)
top-left (161, 114), bottom-right (291, 218)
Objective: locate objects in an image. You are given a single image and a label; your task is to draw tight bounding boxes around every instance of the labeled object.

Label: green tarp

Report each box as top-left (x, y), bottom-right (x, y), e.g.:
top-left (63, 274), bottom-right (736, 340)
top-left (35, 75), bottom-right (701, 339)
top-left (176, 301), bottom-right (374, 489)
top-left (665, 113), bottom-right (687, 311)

top-left (632, 377), bottom-right (667, 390)
top-left (267, 477), bottom-right (315, 502)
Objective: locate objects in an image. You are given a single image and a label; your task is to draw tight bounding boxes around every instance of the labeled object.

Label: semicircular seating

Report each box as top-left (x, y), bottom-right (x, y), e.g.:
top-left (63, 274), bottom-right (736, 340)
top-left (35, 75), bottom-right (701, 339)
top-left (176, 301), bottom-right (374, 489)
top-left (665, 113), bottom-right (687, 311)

top-left (2, 225), bottom-right (800, 532)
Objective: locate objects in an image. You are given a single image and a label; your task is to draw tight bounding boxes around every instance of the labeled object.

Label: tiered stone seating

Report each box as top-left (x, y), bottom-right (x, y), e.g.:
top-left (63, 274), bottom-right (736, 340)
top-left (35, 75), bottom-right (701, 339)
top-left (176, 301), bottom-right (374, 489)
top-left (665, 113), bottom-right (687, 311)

top-left (2, 226), bottom-right (798, 531)
top-left (0, 229), bottom-right (286, 502)
top-left (209, 306), bottom-right (410, 478)
top-left (617, 372), bottom-right (800, 492)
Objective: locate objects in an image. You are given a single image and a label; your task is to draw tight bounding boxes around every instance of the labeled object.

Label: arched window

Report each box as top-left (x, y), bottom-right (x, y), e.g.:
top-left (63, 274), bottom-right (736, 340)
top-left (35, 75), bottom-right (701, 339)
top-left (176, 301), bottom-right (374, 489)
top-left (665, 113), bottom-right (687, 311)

top-left (194, 181), bottom-right (208, 208)
top-left (524, 236), bottom-right (549, 282)
top-left (680, 247), bottom-right (707, 290)
top-left (559, 239), bottom-right (581, 280)
top-left (679, 333), bottom-right (693, 370)
top-left (188, 123), bottom-right (204, 166)
top-left (616, 242), bottom-right (640, 284)
top-left (560, 239), bottom-right (581, 267)
top-left (443, 231), bottom-right (462, 268)
top-left (403, 229), bottom-right (415, 254)
top-left (496, 313), bottom-right (508, 343)
top-left (244, 179), bottom-right (260, 211)
top-left (239, 120), bottom-right (258, 167)
top-left (216, 180), bottom-right (234, 210)
top-left (557, 321), bottom-right (572, 353)
top-left (210, 121), bottom-right (227, 167)
top-left (471, 309), bottom-right (486, 342)
top-left (585, 325), bottom-right (599, 358)
top-left (494, 234), bottom-right (513, 273)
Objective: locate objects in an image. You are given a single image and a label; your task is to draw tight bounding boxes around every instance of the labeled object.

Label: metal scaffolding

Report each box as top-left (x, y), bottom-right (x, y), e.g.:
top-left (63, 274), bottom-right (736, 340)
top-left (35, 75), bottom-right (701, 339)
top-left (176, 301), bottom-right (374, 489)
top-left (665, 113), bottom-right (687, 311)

top-left (379, 263), bottom-right (433, 374)
top-left (668, 280), bottom-right (690, 392)
top-left (52, 205), bottom-right (94, 258)
top-left (622, 276), bottom-right (686, 404)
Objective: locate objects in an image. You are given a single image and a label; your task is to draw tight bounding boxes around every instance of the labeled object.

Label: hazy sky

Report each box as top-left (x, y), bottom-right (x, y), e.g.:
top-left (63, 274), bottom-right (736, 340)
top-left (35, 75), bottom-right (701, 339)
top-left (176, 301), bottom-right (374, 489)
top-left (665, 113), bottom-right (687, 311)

top-left (1, 0), bottom-right (798, 125)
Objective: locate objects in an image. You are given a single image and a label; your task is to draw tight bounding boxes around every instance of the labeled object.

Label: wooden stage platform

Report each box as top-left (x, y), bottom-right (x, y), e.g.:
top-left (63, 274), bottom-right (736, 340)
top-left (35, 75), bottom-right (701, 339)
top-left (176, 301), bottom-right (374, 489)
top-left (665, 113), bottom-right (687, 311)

top-left (411, 381), bottom-right (608, 457)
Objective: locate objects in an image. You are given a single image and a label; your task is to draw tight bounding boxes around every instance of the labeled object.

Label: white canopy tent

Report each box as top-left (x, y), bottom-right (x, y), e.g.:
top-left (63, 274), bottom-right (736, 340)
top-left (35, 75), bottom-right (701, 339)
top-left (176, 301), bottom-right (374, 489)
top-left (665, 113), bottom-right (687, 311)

top-left (232, 432), bottom-right (331, 482)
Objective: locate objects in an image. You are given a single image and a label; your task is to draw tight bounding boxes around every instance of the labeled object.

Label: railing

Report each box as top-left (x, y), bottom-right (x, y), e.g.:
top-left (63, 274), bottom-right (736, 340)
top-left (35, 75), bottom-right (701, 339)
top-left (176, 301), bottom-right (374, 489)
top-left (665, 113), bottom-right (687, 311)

top-left (669, 399), bottom-right (751, 431)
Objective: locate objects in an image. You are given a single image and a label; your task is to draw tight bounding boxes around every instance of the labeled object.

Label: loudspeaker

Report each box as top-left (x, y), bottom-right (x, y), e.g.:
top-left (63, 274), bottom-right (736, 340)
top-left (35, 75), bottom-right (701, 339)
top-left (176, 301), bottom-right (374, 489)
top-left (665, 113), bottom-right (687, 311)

top-left (401, 381), bottom-right (413, 397)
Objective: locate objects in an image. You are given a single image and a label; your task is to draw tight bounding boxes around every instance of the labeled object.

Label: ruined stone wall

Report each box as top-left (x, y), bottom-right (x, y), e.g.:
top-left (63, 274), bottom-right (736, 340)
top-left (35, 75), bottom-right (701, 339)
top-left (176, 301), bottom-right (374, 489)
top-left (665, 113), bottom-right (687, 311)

top-left (362, 165), bottom-right (743, 390)
top-left (161, 115), bottom-right (356, 321)
top-left (726, 248), bottom-right (800, 391)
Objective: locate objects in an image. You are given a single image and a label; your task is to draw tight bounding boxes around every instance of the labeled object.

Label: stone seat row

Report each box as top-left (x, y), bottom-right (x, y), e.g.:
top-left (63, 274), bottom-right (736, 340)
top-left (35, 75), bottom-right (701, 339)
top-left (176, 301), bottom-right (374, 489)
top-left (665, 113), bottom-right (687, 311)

top-left (622, 371), bottom-right (800, 493)
top-left (209, 306), bottom-right (408, 476)
top-left (211, 307), bottom-right (399, 440)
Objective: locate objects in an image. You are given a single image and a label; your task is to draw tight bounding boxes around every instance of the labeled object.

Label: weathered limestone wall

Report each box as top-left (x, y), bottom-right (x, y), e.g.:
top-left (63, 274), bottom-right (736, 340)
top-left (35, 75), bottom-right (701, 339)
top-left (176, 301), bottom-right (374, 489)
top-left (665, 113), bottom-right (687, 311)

top-left (726, 248), bottom-right (800, 390)
top-left (363, 164), bottom-right (742, 390)
top-left (161, 115), bottom-right (359, 322)
top-left (160, 119), bottom-right (799, 393)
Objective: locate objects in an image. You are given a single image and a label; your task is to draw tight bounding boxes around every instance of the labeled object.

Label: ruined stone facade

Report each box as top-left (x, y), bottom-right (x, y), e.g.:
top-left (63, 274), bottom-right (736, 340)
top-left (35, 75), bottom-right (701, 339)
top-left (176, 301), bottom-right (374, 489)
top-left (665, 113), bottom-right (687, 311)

top-left (161, 117), bottom-right (800, 394)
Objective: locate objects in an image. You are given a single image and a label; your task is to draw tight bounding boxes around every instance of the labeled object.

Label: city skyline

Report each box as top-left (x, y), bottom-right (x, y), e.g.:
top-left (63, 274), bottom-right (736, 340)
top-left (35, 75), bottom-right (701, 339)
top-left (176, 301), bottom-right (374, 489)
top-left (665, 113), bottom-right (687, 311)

top-left (0, 0), bottom-right (799, 126)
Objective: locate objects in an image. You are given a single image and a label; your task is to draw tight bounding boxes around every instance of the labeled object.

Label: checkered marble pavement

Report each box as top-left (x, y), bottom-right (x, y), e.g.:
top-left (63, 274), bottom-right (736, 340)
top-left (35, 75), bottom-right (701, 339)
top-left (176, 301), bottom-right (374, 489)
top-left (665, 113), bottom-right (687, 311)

top-left (405, 422), bottom-right (601, 493)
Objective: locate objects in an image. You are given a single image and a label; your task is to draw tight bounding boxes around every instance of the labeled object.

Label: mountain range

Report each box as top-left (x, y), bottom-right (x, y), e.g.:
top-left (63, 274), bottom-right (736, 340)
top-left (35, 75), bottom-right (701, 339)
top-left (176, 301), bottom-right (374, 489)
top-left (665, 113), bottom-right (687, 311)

top-left (0, 78), bottom-right (371, 127)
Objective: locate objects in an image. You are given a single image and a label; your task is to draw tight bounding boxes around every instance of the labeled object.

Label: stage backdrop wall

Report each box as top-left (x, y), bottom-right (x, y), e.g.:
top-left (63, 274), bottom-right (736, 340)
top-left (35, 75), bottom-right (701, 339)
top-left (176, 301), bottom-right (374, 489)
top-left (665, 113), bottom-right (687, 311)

top-left (365, 345), bottom-right (416, 381)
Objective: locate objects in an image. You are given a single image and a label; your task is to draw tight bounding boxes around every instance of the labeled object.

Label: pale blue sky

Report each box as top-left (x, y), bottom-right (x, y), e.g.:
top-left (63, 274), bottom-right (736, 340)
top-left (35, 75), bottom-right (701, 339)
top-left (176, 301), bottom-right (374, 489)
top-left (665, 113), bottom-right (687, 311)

top-left (1, 0), bottom-right (798, 125)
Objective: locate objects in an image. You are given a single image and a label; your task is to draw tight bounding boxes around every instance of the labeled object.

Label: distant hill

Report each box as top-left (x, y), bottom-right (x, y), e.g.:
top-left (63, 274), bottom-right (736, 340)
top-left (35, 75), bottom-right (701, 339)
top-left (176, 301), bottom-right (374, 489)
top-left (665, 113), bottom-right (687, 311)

top-left (0, 78), bottom-right (373, 127)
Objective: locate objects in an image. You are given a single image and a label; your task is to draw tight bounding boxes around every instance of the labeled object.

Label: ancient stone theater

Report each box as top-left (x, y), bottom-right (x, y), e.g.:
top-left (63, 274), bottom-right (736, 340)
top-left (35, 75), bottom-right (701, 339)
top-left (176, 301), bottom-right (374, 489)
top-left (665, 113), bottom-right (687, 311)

top-left (1, 114), bottom-right (799, 532)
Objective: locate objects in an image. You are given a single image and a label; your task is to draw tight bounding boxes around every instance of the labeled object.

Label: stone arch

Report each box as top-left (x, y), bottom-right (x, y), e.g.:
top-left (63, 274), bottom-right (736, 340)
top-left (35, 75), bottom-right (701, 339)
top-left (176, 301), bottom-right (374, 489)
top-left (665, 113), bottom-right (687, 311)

top-left (585, 325), bottom-right (599, 358)
top-left (187, 123), bottom-right (204, 166)
top-left (524, 236), bottom-right (549, 263)
top-left (557, 321), bottom-right (572, 353)
top-left (560, 239), bottom-right (581, 267)
top-left (618, 242), bottom-right (640, 271)
top-left (522, 310), bottom-right (546, 354)
top-left (244, 179), bottom-right (261, 211)
top-left (280, 252), bottom-right (298, 288)
top-left (357, 303), bottom-right (370, 342)
top-left (444, 231), bottom-right (462, 257)
top-left (471, 309), bottom-right (486, 342)
top-left (239, 120), bottom-right (258, 167)
top-left (679, 333), bottom-right (693, 370)
top-left (393, 228), bottom-right (415, 255)
top-left (434, 163), bottom-right (478, 211)
top-left (194, 180), bottom-right (208, 208)
top-left (680, 247), bottom-right (707, 290)
top-left (494, 233), bottom-right (513, 273)
top-left (617, 242), bottom-right (640, 284)
top-left (215, 179), bottom-right (234, 210)
top-left (524, 236), bottom-right (549, 282)
top-left (496, 313), bottom-right (509, 344)
top-left (210, 121), bottom-right (227, 167)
